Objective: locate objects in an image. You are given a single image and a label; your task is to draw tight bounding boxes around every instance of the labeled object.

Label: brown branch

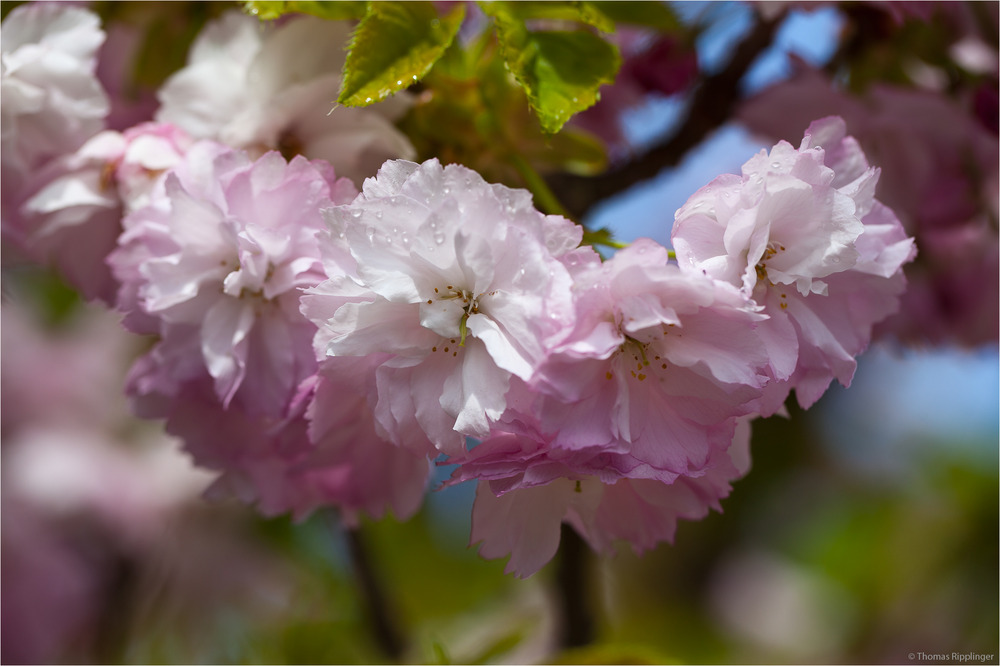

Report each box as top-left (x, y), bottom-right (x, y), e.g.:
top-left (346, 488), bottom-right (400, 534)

top-left (344, 525), bottom-right (405, 662)
top-left (555, 523), bottom-right (595, 650)
top-left (547, 12), bottom-right (784, 220)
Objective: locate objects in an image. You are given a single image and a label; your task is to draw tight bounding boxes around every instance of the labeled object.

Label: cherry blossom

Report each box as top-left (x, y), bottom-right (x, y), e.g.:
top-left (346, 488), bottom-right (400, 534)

top-left (739, 67), bottom-right (998, 346)
top-left (511, 239), bottom-right (768, 478)
top-left (673, 117), bottom-right (916, 409)
top-left (453, 419), bottom-right (752, 578)
top-left (0, 3), bottom-right (109, 190)
top-left (110, 141), bottom-right (357, 418)
top-left (302, 158), bottom-right (582, 454)
top-left (156, 11), bottom-right (415, 184)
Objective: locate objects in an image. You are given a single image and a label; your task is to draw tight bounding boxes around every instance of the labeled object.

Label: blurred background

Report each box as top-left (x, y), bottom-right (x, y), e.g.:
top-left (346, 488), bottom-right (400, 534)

top-left (2, 1), bottom-right (997, 664)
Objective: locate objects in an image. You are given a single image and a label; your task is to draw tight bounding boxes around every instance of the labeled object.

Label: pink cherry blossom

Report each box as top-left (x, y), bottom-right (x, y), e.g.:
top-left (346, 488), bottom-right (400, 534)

top-left (454, 419), bottom-right (752, 578)
top-left (302, 158), bottom-right (582, 455)
top-left (673, 117), bottom-right (916, 410)
top-left (10, 131), bottom-right (124, 303)
top-left (0, 2), bottom-right (109, 190)
top-left (7, 122), bottom-right (193, 304)
top-left (156, 11), bottom-right (416, 184)
top-left (110, 141), bottom-right (357, 418)
top-left (511, 239), bottom-right (768, 478)
top-left (739, 67), bottom-right (998, 346)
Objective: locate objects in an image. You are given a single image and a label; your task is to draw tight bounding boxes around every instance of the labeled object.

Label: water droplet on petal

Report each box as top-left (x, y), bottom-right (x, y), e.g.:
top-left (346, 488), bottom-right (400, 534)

top-left (770, 161), bottom-right (781, 169)
top-left (351, 210), bottom-right (363, 219)
top-left (374, 211), bottom-right (383, 219)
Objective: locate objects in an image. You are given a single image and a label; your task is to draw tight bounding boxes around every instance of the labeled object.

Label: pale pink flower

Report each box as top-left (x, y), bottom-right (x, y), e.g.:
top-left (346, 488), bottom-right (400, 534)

top-left (0, 2), bottom-right (109, 191)
top-left (673, 117), bottom-right (915, 409)
top-left (7, 122), bottom-right (193, 304)
top-left (515, 239), bottom-right (768, 477)
top-left (455, 419), bottom-right (752, 578)
top-left (110, 142), bottom-right (357, 418)
top-left (739, 68), bottom-right (998, 346)
top-left (133, 358), bottom-right (431, 524)
top-left (115, 121), bottom-right (196, 213)
top-left (156, 11), bottom-right (416, 184)
top-left (302, 158), bottom-right (582, 454)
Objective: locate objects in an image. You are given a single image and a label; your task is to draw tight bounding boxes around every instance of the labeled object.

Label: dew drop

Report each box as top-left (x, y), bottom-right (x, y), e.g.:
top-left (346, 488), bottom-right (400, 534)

top-left (433, 232), bottom-right (445, 245)
top-left (365, 97), bottom-right (372, 103)
top-left (396, 80), bottom-right (403, 86)
top-left (350, 210), bottom-right (363, 219)
top-left (770, 161), bottom-right (781, 169)
top-left (412, 74), bottom-right (418, 82)
top-left (374, 211), bottom-right (383, 219)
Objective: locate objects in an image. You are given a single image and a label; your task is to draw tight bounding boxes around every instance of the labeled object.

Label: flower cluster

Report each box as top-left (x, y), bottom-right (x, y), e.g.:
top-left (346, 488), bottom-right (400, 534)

top-left (297, 117), bottom-right (914, 575)
top-left (1, 3), bottom-right (916, 578)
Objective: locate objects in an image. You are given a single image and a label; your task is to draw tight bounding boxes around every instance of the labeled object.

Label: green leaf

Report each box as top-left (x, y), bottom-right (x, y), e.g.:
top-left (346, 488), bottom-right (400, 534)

top-left (500, 1), bottom-right (615, 33)
top-left (589, 1), bottom-right (682, 33)
top-left (339, 1), bottom-right (466, 107)
top-left (484, 4), bottom-right (621, 133)
top-left (244, 0), bottom-right (367, 21)
top-left (581, 227), bottom-right (627, 250)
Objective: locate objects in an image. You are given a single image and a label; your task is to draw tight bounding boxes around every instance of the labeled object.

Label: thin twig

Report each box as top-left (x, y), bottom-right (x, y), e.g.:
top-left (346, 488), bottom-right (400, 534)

top-left (546, 12), bottom-right (784, 220)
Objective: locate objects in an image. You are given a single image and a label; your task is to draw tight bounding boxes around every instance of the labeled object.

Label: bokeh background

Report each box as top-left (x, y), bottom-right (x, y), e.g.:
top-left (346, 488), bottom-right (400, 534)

top-left (2, 1), bottom-right (997, 664)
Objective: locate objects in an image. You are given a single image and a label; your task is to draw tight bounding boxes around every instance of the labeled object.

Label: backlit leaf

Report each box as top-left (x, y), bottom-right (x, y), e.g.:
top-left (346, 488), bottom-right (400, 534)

top-left (338, 1), bottom-right (466, 107)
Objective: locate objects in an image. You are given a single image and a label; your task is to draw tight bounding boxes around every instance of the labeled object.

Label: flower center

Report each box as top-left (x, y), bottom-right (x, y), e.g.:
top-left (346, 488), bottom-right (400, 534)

top-left (425, 285), bottom-right (495, 346)
top-left (755, 240), bottom-right (785, 283)
top-left (613, 333), bottom-right (671, 382)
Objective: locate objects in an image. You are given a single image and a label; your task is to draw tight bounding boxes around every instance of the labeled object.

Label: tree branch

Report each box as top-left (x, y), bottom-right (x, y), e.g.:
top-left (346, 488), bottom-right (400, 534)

top-left (344, 525), bottom-right (405, 662)
top-left (555, 523), bottom-right (595, 650)
top-left (546, 12), bottom-right (784, 220)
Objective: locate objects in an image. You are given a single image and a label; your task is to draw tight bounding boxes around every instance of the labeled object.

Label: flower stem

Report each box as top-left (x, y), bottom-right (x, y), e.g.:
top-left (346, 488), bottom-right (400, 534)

top-left (509, 152), bottom-right (573, 220)
top-left (555, 523), bottom-right (595, 649)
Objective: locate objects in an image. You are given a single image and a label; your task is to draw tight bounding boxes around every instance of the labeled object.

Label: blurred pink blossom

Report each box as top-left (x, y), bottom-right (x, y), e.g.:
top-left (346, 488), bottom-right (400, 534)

top-left (0, 3), bottom-right (109, 193)
top-left (156, 11), bottom-right (416, 184)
